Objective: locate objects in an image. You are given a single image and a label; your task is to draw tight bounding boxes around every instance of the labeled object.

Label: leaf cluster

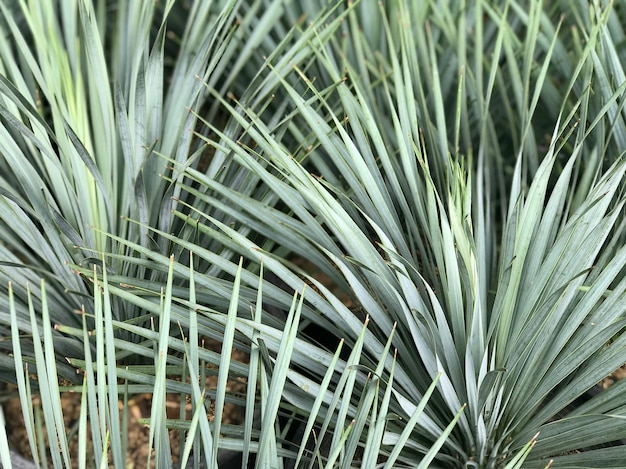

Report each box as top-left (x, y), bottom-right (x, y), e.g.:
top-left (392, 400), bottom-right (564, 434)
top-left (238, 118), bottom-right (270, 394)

top-left (0, 0), bottom-right (625, 468)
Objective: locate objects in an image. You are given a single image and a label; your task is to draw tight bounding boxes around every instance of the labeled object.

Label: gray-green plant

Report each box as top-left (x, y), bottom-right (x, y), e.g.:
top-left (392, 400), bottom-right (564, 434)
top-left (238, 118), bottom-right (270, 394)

top-left (0, 0), bottom-right (330, 377)
top-left (110, 0), bottom-right (626, 467)
top-left (1, 0), bottom-right (626, 467)
top-left (0, 0), bottom-right (463, 466)
top-left (3, 257), bottom-right (465, 468)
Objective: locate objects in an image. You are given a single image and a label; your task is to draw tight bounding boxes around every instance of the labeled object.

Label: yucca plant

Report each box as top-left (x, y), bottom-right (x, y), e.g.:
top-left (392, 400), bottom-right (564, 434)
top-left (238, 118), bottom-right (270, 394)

top-left (88, 0), bottom-right (625, 467)
top-left (0, 0), bottom-right (229, 378)
top-left (0, 0), bottom-right (464, 466)
top-left (0, 0), bottom-right (347, 378)
top-left (1, 253), bottom-right (467, 467)
top-left (2, 0), bottom-right (626, 467)
top-left (0, 0), bottom-right (363, 464)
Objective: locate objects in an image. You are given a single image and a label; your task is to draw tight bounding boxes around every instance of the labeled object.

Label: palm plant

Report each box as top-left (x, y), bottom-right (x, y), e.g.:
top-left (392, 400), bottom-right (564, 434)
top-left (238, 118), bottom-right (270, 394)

top-left (2, 0), bottom-right (626, 467)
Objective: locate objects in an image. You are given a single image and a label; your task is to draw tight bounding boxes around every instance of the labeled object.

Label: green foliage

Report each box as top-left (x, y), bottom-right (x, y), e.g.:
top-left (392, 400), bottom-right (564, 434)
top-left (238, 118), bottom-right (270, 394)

top-left (1, 0), bottom-right (625, 467)
top-left (0, 0), bottom-right (319, 377)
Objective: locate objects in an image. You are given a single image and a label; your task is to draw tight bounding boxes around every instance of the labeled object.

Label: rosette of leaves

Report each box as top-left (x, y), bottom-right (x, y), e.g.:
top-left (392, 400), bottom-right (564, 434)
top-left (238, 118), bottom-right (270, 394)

top-left (2, 0), bottom-right (626, 467)
top-left (95, 0), bottom-right (625, 466)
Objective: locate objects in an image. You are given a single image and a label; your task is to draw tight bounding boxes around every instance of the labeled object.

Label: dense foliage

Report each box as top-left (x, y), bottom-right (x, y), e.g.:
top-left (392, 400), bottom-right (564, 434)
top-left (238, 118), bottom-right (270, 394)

top-left (0, 0), bottom-right (625, 467)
